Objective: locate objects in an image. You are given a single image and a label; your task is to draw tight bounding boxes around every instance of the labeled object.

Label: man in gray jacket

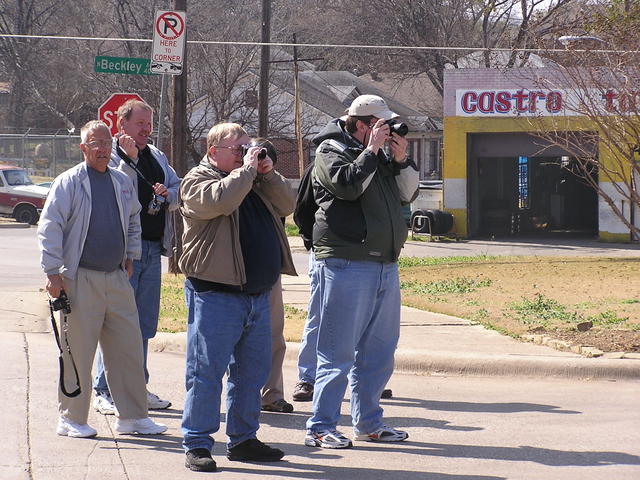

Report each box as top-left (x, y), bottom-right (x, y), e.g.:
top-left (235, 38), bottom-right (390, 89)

top-left (93, 100), bottom-right (181, 414)
top-left (37, 120), bottom-right (166, 438)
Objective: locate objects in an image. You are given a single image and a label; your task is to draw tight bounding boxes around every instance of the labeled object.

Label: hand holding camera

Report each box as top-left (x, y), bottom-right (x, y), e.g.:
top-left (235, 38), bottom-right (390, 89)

top-left (242, 144), bottom-right (268, 170)
top-left (50, 289), bottom-right (71, 315)
top-left (389, 128), bottom-right (409, 163)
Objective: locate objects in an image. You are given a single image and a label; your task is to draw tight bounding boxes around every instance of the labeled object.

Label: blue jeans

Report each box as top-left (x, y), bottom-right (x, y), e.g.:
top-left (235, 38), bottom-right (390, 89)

top-left (306, 258), bottom-right (400, 436)
top-left (181, 281), bottom-right (272, 452)
top-left (297, 252), bottom-right (320, 384)
top-left (94, 240), bottom-right (162, 394)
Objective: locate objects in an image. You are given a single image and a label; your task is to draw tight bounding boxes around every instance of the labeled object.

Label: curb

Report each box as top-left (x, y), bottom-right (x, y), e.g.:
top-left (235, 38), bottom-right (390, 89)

top-left (149, 334), bottom-right (640, 381)
top-left (0, 221), bottom-right (30, 229)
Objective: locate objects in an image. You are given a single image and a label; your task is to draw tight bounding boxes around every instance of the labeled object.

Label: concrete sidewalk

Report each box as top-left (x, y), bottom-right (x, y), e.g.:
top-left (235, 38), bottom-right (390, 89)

top-left (149, 240), bottom-right (640, 381)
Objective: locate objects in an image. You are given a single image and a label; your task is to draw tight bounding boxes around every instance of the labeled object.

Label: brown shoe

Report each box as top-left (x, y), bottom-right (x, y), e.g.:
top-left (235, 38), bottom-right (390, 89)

top-left (292, 381), bottom-right (314, 401)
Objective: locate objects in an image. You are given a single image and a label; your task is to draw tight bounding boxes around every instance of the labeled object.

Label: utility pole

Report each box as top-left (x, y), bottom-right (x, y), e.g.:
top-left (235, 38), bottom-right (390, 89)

top-left (268, 36), bottom-right (322, 178)
top-left (169, 0), bottom-right (187, 273)
top-left (292, 34), bottom-right (304, 177)
top-left (258, 0), bottom-right (271, 136)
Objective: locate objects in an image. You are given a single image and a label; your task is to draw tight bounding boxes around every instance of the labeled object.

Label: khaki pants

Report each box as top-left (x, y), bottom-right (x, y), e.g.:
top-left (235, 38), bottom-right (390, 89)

top-left (261, 276), bottom-right (286, 404)
top-left (58, 268), bottom-right (147, 424)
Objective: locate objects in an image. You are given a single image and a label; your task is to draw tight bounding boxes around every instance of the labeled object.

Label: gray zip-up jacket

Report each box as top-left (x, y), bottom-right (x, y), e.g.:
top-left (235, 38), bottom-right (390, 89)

top-left (110, 141), bottom-right (181, 256)
top-left (37, 162), bottom-right (142, 279)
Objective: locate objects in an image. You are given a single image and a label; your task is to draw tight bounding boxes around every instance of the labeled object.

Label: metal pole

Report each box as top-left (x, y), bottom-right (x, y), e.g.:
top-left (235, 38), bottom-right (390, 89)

top-left (156, 74), bottom-right (168, 150)
top-left (169, 0), bottom-right (188, 273)
top-left (258, 0), bottom-right (271, 136)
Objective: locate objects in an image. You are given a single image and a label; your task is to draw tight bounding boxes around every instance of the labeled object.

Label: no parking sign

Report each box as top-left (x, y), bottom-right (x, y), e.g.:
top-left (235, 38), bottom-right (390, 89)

top-left (150, 10), bottom-right (186, 75)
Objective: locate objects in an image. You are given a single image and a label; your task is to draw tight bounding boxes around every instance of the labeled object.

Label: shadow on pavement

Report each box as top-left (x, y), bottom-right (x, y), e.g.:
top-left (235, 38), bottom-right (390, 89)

top-left (221, 460), bottom-right (506, 480)
top-left (384, 397), bottom-right (581, 414)
top-left (356, 441), bottom-right (640, 467)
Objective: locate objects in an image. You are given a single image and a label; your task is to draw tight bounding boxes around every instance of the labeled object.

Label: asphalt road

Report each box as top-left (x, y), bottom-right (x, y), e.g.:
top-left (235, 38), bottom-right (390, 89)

top-left (1, 226), bottom-right (639, 479)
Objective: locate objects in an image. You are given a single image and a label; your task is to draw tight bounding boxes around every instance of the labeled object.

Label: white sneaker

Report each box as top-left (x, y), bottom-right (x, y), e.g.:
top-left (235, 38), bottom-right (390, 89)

top-left (56, 417), bottom-right (97, 438)
top-left (115, 417), bottom-right (167, 435)
top-left (147, 391), bottom-right (171, 410)
top-left (93, 393), bottom-right (118, 415)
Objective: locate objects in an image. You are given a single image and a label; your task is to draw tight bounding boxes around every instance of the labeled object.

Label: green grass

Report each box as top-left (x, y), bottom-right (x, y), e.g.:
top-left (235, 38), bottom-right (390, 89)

top-left (398, 254), bottom-right (498, 268)
top-left (285, 223), bottom-right (299, 237)
top-left (400, 277), bottom-right (492, 295)
top-left (587, 310), bottom-right (628, 326)
top-left (508, 293), bottom-right (581, 326)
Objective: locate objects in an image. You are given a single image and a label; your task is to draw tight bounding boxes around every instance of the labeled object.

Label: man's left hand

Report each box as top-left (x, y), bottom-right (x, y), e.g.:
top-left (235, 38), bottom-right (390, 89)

top-left (125, 258), bottom-right (134, 278)
top-left (389, 132), bottom-right (409, 163)
top-left (153, 183), bottom-right (169, 198)
top-left (257, 157), bottom-right (274, 174)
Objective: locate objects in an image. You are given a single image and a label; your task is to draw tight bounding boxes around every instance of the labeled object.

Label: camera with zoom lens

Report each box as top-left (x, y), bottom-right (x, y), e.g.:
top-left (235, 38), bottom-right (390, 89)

top-left (385, 119), bottom-right (409, 137)
top-left (147, 194), bottom-right (167, 216)
top-left (50, 290), bottom-right (71, 315)
top-left (241, 143), bottom-right (267, 160)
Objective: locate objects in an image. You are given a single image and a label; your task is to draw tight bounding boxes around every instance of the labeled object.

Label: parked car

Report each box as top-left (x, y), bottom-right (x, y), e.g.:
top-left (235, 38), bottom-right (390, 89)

top-left (0, 165), bottom-right (49, 224)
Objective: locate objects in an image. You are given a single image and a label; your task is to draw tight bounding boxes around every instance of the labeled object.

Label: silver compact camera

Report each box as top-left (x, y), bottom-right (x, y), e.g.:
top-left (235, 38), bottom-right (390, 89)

top-left (147, 195), bottom-right (167, 215)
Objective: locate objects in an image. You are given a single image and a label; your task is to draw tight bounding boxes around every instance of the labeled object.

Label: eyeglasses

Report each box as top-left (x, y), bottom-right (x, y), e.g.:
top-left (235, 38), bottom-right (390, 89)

top-left (214, 145), bottom-right (244, 155)
top-left (84, 139), bottom-right (112, 149)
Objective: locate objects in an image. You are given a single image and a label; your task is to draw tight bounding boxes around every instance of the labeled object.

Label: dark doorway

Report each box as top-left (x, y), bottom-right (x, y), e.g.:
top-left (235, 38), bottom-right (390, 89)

top-left (472, 155), bottom-right (598, 237)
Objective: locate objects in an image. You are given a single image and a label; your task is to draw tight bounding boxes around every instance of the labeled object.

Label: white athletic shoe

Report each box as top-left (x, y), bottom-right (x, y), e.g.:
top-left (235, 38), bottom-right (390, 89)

top-left (115, 417), bottom-right (167, 435)
top-left (354, 425), bottom-right (409, 442)
top-left (93, 393), bottom-right (117, 415)
top-left (56, 417), bottom-right (97, 438)
top-left (147, 391), bottom-right (171, 410)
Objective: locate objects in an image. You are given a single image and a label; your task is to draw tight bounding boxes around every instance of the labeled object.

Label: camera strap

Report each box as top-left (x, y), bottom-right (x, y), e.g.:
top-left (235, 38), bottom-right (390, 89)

top-left (48, 302), bottom-right (81, 398)
top-left (117, 145), bottom-right (156, 190)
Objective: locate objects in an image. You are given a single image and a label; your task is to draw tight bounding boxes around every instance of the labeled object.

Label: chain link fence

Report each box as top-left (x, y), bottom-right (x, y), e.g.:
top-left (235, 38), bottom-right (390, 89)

top-left (0, 131), bottom-right (83, 181)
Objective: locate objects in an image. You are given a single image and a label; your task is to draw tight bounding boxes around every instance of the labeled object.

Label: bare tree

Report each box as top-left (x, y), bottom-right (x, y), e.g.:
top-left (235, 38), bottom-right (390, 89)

top-left (0, 0), bottom-right (64, 129)
top-left (279, 0), bottom-right (579, 95)
top-left (526, 0), bottom-right (640, 238)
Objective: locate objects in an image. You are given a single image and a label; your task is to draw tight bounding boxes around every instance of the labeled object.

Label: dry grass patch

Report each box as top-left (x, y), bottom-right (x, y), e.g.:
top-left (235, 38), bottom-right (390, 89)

top-left (399, 255), bottom-right (640, 352)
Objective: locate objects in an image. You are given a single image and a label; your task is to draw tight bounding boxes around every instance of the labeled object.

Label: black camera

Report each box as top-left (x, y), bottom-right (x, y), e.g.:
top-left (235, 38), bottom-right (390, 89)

top-left (147, 194), bottom-right (167, 216)
top-left (242, 144), bottom-right (267, 160)
top-left (50, 290), bottom-right (71, 315)
top-left (385, 119), bottom-right (409, 137)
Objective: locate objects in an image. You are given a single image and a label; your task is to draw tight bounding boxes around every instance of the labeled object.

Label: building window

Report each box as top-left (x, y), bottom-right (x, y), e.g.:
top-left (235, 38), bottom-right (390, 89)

top-left (429, 140), bottom-right (441, 178)
top-left (518, 156), bottom-right (529, 209)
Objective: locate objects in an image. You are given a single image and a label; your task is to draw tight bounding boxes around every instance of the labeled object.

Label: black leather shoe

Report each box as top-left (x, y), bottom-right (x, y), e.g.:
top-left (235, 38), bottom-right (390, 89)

top-left (227, 438), bottom-right (284, 462)
top-left (261, 398), bottom-right (294, 413)
top-left (381, 388), bottom-right (393, 399)
top-left (185, 448), bottom-right (217, 472)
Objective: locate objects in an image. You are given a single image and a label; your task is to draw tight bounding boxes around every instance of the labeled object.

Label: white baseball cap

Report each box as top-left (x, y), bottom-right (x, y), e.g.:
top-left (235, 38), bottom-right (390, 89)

top-left (347, 95), bottom-right (399, 120)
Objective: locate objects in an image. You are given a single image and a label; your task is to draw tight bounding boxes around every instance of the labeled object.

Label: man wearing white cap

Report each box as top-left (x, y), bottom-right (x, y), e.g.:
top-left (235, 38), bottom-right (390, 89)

top-left (304, 94), bottom-right (418, 449)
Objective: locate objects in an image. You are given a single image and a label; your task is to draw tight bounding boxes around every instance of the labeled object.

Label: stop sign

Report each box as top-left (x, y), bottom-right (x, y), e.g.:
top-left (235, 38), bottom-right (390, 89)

top-left (98, 93), bottom-right (144, 135)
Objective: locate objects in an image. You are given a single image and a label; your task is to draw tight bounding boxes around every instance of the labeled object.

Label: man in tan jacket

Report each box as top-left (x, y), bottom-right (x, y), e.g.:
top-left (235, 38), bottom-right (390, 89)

top-left (178, 123), bottom-right (296, 472)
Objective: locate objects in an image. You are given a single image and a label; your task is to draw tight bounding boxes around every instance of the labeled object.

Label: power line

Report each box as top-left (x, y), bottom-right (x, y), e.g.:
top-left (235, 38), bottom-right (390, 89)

top-left (0, 33), bottom-right (638, 54)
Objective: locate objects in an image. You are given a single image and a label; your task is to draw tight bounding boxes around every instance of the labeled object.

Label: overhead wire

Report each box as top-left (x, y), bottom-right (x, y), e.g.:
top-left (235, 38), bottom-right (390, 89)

top-left (0, 33), bottom-right (637, 54)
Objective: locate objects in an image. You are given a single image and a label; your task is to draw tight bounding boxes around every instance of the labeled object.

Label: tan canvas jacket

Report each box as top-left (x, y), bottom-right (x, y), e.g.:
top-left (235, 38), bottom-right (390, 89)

top-left (178, 156), bottom-right (297, 286)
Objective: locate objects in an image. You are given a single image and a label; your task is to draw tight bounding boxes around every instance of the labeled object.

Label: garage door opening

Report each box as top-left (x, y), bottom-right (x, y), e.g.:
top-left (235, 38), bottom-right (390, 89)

top-left (467, 132), bottom-right (598, 239)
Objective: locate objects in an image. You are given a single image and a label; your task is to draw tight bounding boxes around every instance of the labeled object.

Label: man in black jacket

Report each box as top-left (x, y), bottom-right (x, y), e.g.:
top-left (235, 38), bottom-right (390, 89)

top-left (304, 95), bottom-right (418, 449)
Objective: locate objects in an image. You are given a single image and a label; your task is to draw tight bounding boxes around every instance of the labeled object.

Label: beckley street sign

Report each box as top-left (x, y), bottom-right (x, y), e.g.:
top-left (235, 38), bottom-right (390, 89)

top-left (94, 56), bottom-right (154, 75)
top-left (151, 10), bottom-right (186, 75)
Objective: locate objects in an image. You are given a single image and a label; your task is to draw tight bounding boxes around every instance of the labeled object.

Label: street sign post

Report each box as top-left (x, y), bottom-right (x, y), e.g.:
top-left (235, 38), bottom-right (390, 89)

top-left (150, 10), bottom-right (186, 75)
top-left (98, 93), bottom-right (144, 136)
top-left (94, 56), bottom-right (154, 75)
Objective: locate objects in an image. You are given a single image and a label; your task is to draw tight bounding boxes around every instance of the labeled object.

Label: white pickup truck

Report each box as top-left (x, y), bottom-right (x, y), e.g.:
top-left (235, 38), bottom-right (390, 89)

top-left (0, 164), bottom-right (49, 224)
